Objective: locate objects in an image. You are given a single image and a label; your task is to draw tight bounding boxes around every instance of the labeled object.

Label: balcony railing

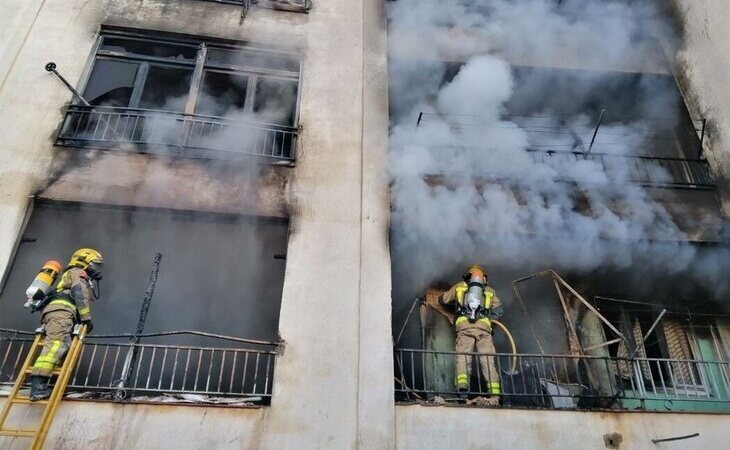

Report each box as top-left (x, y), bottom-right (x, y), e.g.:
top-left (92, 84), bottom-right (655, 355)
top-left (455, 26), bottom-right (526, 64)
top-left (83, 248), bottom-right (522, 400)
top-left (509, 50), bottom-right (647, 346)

top-left (56, 105), bottom-right (297, 164)
top-left (528, 149), bottom-right (715, 189)
top-left (200, 0), bottom-right (310, 13)
top-left (394, 348), bottom-right (730, 412)
top-left (1, 330), bottom-right (277, 405)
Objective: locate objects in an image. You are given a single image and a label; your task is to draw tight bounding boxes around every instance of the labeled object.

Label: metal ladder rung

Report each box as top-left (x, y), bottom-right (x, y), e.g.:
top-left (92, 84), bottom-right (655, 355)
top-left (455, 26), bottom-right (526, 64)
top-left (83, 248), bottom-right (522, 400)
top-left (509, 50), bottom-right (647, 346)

top-left (10, 397), bottom-right (50, 405)
top-left (24, 369), bottom-right (62, 376)
top-left (0, 429), bottom-right (40, 437)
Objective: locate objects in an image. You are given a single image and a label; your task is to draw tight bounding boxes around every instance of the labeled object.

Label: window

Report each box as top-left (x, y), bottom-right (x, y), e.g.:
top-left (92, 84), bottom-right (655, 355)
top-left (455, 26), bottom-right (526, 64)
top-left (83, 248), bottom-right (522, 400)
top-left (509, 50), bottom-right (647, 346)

top-left (0, 201), bottom-right (288, 404)
top-left (83, 33), bottom-right (300, 125)
top-left (57, 30), bottom-right (301, 162)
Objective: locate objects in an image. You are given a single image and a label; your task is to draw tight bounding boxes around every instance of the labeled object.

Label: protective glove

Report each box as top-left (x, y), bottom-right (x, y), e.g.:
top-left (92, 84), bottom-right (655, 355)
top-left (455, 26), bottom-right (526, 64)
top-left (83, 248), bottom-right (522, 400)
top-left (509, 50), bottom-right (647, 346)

top-left (81, 320), bottom-right (94, 333)
top-left (488, 305), bottom-right (504, 320)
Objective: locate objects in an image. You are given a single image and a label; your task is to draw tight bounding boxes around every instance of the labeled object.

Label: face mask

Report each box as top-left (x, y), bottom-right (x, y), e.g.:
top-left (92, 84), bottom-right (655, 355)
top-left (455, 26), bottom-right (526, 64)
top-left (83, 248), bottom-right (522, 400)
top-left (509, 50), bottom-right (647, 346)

top-left (87, 262), bottom-right (103, 281)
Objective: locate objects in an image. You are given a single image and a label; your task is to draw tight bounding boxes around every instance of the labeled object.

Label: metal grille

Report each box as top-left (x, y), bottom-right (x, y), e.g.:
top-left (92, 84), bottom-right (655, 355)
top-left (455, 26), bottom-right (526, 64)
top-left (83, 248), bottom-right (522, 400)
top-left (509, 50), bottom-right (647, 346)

top-left (56, 105), bottom-right (297, 164)
top-left (528, 150), bottom-right (715, 189)
top-left (1, 334), bottom-right (276, 404)
top-left (395, 348), bottom-right (730, 411)
top-left (199, 0), bottom-right (310, 12)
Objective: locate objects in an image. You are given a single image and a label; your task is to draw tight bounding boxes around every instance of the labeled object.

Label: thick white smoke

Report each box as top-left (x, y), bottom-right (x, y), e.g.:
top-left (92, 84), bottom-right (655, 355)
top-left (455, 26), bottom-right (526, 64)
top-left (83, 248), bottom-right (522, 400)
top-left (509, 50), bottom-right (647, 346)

top-left (388, 0), bottom-right (730, 298)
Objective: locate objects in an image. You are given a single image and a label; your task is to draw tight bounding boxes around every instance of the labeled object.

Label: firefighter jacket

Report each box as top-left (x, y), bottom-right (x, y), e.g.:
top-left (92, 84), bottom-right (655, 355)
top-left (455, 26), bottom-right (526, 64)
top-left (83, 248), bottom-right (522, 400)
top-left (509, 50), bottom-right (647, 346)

top-left (440, 281), bottom-right (501, 331)
top-left (42, 267), bottom-right (92, 322)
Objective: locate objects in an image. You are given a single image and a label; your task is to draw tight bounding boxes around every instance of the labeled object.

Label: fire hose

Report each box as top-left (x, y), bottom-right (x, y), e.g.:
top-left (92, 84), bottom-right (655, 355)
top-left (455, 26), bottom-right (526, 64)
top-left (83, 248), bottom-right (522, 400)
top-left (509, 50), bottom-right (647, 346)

top-left (492, 319), bottom-right (518, 374)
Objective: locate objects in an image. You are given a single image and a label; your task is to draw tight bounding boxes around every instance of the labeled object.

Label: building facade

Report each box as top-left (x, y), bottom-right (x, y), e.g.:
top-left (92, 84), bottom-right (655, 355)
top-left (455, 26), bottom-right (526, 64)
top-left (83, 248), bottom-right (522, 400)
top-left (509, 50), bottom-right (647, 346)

top-left (0, 0), bottom-right (728, 449)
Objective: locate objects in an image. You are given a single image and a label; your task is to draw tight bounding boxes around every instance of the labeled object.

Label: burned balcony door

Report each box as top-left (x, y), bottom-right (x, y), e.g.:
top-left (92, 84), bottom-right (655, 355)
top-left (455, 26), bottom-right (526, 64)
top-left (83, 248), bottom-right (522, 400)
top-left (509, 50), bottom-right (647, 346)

top-left (419, 289), bottom-right (456, 398)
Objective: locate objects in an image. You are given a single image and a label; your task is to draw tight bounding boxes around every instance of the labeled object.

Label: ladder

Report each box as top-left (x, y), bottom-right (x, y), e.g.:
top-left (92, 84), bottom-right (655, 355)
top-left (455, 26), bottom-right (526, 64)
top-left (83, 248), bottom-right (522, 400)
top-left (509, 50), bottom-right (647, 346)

top-left (0, 324), bottom-right (87, 450)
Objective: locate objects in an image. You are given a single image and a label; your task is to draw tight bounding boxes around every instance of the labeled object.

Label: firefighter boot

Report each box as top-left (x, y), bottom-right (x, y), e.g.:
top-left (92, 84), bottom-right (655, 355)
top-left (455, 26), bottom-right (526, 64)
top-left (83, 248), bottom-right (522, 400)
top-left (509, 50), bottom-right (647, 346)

top-left (29, 375), bottom-right (52, 401)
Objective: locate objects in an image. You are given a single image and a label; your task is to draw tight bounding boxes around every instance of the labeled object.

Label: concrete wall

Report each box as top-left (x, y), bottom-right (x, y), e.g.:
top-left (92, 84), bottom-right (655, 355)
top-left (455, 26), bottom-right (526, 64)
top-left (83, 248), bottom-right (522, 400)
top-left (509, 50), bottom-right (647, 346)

top-left (670, 0), bottom-right (730, 212)
top-left (396, 404), bottom-right (729, 449)
top-left (0, 399), bottom-right (267, 449)
top-left (0, 0), bottom-right (393, 449)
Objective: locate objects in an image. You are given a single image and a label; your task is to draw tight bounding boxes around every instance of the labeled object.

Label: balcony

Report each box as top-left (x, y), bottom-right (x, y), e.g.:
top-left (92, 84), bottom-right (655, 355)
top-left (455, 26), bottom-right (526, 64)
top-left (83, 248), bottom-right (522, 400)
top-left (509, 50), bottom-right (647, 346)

top-left (56, 105), bottom-right (298, 165)
top-left (394, 348), bottom-right (730, 412)
top-left (528, 149), bottom-right (715, 190)
top-left (1, 329), bottom-right (278, 406)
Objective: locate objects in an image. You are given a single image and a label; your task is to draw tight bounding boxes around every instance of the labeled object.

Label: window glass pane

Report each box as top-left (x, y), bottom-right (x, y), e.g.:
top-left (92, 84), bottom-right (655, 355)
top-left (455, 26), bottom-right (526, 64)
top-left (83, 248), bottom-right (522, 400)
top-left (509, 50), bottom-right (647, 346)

top-left (138, 66), bottom-right (193, 112)
top-left (101, 37), bottom-right (197, 61)
top-left (195, 71), bottom-right (249, 117)
top-left (253, 78), bottom-right (298, 126)
top-left (207, 48), bottom-right (299, 73)
top-left (83, 59), bottom-right (139, 107)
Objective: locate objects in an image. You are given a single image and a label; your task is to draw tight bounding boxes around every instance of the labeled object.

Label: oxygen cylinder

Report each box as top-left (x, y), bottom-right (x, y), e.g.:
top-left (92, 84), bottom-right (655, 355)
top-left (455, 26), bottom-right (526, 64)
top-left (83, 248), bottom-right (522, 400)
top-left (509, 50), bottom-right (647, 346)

top-left (465, 272), bottom-right (486, 321)
top-left (24, 260), bottom-right (62, 308)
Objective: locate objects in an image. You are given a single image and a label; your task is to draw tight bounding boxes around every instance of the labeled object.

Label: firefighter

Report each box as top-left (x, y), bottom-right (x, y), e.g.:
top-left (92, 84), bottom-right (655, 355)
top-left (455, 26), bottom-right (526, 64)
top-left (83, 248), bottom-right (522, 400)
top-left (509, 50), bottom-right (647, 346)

top-left (29, 248), bottom-right (103, 401)
top-left (439, 264), bottom-right (504, 403)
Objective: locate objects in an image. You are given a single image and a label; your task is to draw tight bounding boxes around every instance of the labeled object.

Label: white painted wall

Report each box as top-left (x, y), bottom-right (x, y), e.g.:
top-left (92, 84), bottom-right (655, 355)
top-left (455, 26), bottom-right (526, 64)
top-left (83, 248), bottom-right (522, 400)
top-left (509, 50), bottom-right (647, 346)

top-left (396, 404), bottom-right (730, 450)
top-left (671, 0), bottom-right (730, 212)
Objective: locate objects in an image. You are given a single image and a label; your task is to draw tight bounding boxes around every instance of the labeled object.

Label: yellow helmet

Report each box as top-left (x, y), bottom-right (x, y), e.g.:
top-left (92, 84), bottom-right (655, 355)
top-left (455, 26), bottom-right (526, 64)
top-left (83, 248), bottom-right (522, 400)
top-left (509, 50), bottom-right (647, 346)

top-left (68, 248), bottom-right (104, 269)
top-left (466, 264), bottom-right (486, 277)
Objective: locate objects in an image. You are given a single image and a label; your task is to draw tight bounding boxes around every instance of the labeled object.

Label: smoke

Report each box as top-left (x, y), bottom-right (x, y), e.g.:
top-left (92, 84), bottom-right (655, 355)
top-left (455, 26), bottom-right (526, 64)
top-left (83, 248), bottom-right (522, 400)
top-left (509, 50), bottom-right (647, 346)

top-left (388, 0), bottom-right (730, 300)
top-left (4, 45), bottom-right (298, 340)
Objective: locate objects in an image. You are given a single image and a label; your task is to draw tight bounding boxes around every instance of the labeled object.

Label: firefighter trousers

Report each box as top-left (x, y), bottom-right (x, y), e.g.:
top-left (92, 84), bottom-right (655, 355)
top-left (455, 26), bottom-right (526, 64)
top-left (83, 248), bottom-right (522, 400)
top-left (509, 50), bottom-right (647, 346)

top-left (455, 326), bottom-right (501, 394)
top-left (31, 310), bottom-right (75, 377)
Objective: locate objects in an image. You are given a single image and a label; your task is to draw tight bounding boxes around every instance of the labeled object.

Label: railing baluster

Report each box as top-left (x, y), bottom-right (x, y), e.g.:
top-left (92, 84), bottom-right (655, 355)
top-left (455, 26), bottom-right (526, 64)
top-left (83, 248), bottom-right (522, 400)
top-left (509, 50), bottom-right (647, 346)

top-left (194, 348), bottom-right (203, 392)
top-left (252, 352), bottom-right (261, 395)
top-left (109, 345), bottom-right (122, 388)
top-left (182, 348), bottom-right (192, 390)
top-left (242, 351), bottom-right (250, 394)
top-left (218, 350), bottom-right (227, 393)
top-left (646, 359), bottom-right (658, 397)
top-left (656, 360), bottom-right (668, 396)
top-left (170, 348), bottom-right (180, 391)
top-left (0, 339), bottom-right (14, 378)
top-left (229, 351), bottom-right (238, 393)
top-left (145, 347), bottom-right (157, 389)
top-left (11, 342), bottom-right (26, 378)
top-left (158, 348), bottom-right (168, 390)
top-left (133, 346), bottom-right (145, 390)
top-left (410, 351), bottom-right (415, 394)
top-left (97, 344), bottom-right (110, 387)
top-left (83, 344), bottom-right (99, 387)
top-left (205, 350), bottom-right (215, 392)
top-left (264, 353), bottom-right (272, 396)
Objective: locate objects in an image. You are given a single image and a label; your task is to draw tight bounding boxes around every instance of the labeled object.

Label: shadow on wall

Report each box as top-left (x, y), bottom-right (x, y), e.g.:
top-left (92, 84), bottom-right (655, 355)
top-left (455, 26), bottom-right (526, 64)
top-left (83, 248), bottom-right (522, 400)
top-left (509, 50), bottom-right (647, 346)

top-left (0, 201), bottom-right (288, 344)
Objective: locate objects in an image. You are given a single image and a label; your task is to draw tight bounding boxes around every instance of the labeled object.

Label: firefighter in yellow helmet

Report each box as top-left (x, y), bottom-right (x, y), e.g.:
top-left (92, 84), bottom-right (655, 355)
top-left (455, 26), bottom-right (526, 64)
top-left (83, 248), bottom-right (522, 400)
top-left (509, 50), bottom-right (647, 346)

top-left (439, 264), bottom-right (504, 404)
top-left (29, 248), bottom-right (103, 401)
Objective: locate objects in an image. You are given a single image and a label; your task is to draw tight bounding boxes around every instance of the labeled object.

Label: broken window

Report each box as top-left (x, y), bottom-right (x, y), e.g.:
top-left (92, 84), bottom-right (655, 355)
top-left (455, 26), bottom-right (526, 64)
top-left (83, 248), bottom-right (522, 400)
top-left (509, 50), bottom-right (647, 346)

top-left (84, 59), bottom-right (139, 107)
top-left (80, 31), bottom-right (300, 120)
top-left (57, 29), bottom-right (302, 161)
top-left (0, 201), bottom-right (288, 404)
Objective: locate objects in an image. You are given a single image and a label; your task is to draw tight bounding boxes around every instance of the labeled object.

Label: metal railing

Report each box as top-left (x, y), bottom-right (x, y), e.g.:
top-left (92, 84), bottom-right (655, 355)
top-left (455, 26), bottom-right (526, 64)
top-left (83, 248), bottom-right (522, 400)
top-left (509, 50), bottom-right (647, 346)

top-left (1, 331), bottom-right (277, 404)
top-left (56, 105), bottom-right (298, 164)
top-left (394, 349), bottom-right (730, 411)
top-left (528, 150), bottom-right (715, 189)
top-left (200, 0), bottom-right (310, 13)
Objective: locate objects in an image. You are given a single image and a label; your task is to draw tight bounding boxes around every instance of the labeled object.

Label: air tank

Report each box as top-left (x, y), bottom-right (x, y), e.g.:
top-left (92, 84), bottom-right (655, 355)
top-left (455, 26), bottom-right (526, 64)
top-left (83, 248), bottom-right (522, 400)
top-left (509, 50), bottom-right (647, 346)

top-left (24, 260), bottom-right (62, 308)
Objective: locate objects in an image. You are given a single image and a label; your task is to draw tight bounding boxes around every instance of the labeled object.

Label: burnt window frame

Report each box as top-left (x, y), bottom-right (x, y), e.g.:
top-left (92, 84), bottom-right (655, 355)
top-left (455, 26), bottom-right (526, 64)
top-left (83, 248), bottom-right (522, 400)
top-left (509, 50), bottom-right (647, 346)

top-left (75, 28), bottom-right (303, 127)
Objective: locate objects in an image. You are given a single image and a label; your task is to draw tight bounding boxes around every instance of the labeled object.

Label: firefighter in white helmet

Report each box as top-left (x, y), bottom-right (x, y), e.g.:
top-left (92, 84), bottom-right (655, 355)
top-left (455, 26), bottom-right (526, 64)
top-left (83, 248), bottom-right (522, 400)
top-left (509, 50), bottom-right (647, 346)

top-left (439, 264), bottom-right (504, 403)
top-left (29, 248), bottom-right (103, 401)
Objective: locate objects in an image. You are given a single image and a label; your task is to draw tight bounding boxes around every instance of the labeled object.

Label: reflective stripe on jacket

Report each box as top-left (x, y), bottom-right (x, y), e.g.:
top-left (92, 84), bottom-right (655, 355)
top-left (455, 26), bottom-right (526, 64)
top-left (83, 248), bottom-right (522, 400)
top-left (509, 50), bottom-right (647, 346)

top-left (454, 282), bottom-right (495, 328)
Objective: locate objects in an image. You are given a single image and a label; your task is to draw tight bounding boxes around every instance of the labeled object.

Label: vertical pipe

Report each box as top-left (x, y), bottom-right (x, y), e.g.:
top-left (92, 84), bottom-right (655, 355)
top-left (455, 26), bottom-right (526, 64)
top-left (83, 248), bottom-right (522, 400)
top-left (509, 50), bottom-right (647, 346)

top-left (587, 109), bottom-right (606, 153)
top-left (115, 253), bottom-right (162, 400)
